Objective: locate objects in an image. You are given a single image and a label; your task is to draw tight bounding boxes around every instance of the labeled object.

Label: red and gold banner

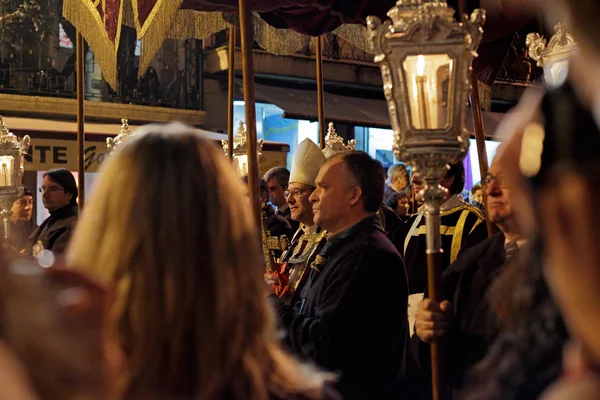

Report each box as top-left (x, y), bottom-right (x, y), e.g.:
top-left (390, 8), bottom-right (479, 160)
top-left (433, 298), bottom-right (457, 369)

top-left (62, 0), bottom-right (522, 93)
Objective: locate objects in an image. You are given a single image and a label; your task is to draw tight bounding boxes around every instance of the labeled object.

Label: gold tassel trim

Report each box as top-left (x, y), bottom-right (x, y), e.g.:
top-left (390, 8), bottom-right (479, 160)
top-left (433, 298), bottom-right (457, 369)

top-left (332, 24), bottom-right (372, 54)
top-left (138, 9), bottom-right (228, 77)
top-left (135, 0), bottom-right (185, 79)
top-left (62, 0), bottom-right (123, 89)
top-left (252, 14), bottom-right (308, 56)
top-left (167, 10), bottom-right (229, 41)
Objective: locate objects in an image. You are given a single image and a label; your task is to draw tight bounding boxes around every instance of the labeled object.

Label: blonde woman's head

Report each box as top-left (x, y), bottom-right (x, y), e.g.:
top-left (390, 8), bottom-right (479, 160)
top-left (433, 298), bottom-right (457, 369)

top-left (68, 123), bottom-right (327, 399)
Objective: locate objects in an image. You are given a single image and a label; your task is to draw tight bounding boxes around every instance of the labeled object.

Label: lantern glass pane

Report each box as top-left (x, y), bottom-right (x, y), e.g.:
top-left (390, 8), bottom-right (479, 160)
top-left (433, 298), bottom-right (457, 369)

top-left (0, 156), bottom-right (15, 187)
top-left (233, 154), bottom-right (249, 177)
top-left (545, 59), bottom-right (569, 88)
top-left (402, 54), bottom-right (454, 130)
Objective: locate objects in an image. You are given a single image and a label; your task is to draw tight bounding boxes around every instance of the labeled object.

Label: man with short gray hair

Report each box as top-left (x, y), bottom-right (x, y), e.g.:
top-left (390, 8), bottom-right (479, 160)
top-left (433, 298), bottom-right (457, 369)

top-left (385, 163), bottom-right (410, 203)
top-left (271, 151), bottom-right (408, 400)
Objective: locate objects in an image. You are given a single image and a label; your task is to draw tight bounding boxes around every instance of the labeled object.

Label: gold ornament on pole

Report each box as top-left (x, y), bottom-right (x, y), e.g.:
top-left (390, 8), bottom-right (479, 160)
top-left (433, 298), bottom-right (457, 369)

top-left (368, 1), bottom-right (485, 398)
top-left (0, 116), bottom-right (31, 240)
top-left (526, 22), bottom-right (576, 88)
top-left (221, 121), bottom-right (265, 177)
top-left (106, 119), bottom-right (134, 155)
top-left (322, 122), bottom-right (356, 158)
top-left (222, 121), bottom-right (285, 268)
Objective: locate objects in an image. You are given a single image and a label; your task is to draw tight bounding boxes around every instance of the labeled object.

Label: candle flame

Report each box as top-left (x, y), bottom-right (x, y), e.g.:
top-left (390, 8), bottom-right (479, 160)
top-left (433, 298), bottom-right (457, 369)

top-left (417, 55), bottom-right (425, 77)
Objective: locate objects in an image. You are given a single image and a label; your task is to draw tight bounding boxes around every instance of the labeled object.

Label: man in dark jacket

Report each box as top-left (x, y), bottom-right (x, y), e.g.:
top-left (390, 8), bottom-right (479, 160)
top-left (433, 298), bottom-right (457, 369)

top-left (270, 151), bottom-right (409, 400)
top-left (243, 175), bottom-right (293, 241)
top-left (413, 159), bottom-right (525, 396)
top-left (264, 166), bottom-right (300, 234)
top-left (25, 168), bottom-right (79, 257)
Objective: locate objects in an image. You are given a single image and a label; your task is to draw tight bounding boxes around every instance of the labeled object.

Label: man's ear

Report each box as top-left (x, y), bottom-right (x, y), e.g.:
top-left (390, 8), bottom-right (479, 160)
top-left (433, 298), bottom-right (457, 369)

top-left (348, 187), bottom-right (363, 208)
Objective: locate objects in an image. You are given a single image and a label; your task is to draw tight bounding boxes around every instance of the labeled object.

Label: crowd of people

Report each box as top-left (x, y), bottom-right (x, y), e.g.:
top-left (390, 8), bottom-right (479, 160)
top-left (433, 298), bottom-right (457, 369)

top-left (1, 1), bottom-right (600, 399)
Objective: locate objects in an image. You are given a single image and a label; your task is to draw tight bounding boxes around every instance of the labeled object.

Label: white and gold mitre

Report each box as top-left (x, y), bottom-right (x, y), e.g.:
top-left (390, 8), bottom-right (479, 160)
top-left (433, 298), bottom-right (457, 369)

top-left (289, 138), bottom-right (326, 187)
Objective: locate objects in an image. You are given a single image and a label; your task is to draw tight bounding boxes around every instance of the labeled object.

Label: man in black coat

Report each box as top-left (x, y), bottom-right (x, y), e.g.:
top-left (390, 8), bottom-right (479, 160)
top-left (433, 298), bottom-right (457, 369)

top-left (413, 159), bottom-right (526, 397)
top-left (270, 151), bottom-right (409, 400)
top-left (25, 169), bottom-right (79, 257)
top-left (264, 166), bottom-right (301, 234)
top-left (243, 175), bottom-right (293, 241)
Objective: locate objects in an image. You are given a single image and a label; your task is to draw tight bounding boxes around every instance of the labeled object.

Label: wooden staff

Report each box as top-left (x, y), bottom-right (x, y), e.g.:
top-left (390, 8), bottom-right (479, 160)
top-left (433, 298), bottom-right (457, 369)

top-left (316, 35), bottom-right (326, 149)
top-left (238, 0), bottom-right (261, 227)
top-left (458, 0), bottom-right (492, 237)
top-left (227, 26), bottom-right (236, 161)
top-left (76, 32), bottom-right (85, 210)
top-left (469, 69), bottom-right (493, 237)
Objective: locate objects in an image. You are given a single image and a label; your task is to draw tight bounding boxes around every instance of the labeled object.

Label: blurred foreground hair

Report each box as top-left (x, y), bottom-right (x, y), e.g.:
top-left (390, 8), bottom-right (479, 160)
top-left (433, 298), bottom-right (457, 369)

top-left (68, 123), bottom-right (330, 400)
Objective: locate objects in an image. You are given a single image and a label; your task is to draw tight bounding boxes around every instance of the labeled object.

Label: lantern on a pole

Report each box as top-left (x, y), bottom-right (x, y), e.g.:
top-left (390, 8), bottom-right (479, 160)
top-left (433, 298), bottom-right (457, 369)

top-left (222, 121), bottom-right (265, 177)
top-left (0, 116), bottom-right (31, 240)
top-left (106, 119), bottom-right (134, 155)
top-left (527, 22), bottom-right (576, 88)
top-left (368, 1), bottom-right (485, 398)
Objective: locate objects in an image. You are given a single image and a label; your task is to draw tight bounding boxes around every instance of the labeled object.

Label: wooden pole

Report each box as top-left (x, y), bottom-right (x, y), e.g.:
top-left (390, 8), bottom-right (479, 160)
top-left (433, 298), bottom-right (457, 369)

top-left (458, 0), bottom-right (492, 237)
top-left (469, 69), bottom-right (493, 237)
top-left (316, 35), bottom-right (326, 149)
top-left (227, 26), bottom-right (236, 161)
top-left (238, 0), bottom-right (261, 227)
top-left (76, 32), bottom-right (85, 210)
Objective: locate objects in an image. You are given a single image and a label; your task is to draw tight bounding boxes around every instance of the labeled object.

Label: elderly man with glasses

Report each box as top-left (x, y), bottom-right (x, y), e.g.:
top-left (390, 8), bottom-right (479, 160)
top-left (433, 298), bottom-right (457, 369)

top-left (411, 157), bottom-right (527, 397)
top-left (268, 139), bottom-right (328, 305)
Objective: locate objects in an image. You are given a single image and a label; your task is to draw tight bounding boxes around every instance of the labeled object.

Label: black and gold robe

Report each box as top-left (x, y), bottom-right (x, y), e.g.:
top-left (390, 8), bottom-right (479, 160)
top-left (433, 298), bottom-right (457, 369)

top-left (394, 195), bottom-right (488, 294)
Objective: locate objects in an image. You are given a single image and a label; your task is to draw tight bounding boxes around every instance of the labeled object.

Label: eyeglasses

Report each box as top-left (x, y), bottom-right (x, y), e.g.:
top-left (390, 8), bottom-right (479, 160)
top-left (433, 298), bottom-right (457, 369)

top-left (482, 173), bottom-right (508, 188)
top-left (39, 185), bottom-right (64, 194)
top-left (284, 188), bottom-right (312, 199)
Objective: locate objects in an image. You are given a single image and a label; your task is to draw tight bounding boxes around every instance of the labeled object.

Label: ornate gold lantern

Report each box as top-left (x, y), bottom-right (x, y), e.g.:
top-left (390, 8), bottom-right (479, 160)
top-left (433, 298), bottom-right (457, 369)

top-left (527, 22), bottom-right (576, 88)
top-left (222, 121), bottom-right (265, 177)
top-left (106, 119), bottom-right (134, 155)
top-left (0, 116), bottom-right (31, 240)
top-left (368, 2), bottom-right (485, 398)
top-left (322, 122), bottom-right (356, 158)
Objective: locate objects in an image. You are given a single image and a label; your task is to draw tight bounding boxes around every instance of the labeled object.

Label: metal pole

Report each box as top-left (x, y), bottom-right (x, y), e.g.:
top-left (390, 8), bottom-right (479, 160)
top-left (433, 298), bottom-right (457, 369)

top-left (424, 182), bottom-right (446, 400)
top-left (316, 35), bottom-right (326, 149)
top-left (238, 0), bottom-right (261, 227)
top-left (227, 27), bottom-right (236, 161)
top-left (76, 32), bottom-right (85, 210)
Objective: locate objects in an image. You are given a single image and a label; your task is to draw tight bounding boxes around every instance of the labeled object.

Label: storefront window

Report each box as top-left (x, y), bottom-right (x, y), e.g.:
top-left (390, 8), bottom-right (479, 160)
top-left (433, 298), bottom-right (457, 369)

top-left (354, 126), bottom-right (501, 192)
top-left (465, 138), bottom-right (501, 189)
top-left (234, 101), bottom-right (319, 170)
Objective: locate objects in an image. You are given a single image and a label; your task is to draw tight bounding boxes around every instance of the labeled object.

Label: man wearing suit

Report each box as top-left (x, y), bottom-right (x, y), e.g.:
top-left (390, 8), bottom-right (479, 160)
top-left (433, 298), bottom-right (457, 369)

top-left (25, 168), bottom-right (79, 257)
top-left (264, 166), bottom-right (301, 234)
top-left (413, 158), bottom-right (525, 396)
